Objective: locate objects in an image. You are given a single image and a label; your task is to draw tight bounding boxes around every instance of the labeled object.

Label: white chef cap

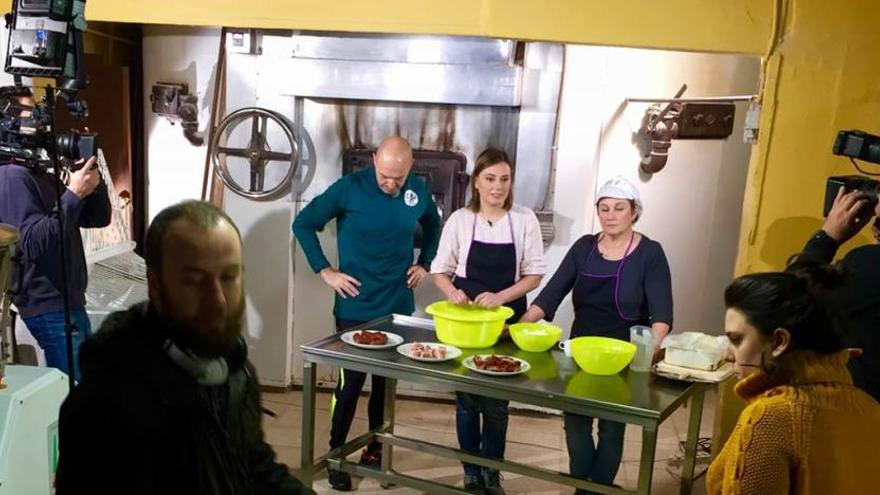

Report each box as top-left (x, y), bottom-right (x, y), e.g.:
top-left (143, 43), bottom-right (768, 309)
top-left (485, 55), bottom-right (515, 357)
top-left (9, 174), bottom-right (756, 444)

top-left (596, 176), bottom-right (643, 219)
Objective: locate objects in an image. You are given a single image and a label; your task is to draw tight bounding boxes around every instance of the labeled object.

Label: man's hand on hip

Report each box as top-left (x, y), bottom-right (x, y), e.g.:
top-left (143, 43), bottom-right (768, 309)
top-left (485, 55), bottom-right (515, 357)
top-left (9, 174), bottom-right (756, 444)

top-left (68, 156), bottom-right (100, 199)
top-left (320, 267), bottom-right (361, 298)
top-left (406, 265), bottom-right (428, 288)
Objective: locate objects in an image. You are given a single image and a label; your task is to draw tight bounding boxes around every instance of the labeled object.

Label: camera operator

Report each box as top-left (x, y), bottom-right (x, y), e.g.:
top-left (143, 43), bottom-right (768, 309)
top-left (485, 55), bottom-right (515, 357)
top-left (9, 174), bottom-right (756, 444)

top-left (0, 85), bottom-right (111, 382)
top-left (797, 187), bottom-right (880, 402)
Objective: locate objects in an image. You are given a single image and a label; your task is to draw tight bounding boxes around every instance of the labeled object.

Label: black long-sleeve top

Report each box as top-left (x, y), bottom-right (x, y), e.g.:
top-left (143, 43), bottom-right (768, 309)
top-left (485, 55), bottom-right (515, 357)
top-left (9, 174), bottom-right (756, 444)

top-left (0, 163), bottom-right (111, 317)
top-left (532, 234), bottom-right (673, 340)
top-left (799, 231), bottom-right (880, 402)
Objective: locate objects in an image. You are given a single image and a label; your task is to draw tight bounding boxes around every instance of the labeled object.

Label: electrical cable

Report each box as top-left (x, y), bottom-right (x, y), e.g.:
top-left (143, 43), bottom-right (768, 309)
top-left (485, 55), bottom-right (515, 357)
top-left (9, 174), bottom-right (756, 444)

top-left (850, 157), bottom-right (880, 177)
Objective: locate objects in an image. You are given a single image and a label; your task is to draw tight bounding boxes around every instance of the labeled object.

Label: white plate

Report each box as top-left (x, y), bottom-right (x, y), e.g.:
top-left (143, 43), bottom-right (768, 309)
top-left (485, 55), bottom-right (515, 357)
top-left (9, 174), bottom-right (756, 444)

top-left (396, 342), bottom-right (462, 363)
top-left (462, 355), bottom-right (531, 376)
top-left (340, 330), bottom-right (404, 350)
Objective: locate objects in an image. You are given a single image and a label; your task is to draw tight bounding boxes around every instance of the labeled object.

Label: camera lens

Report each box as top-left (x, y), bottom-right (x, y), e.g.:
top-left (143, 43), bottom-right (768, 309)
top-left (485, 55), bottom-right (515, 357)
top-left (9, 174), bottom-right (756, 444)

top-left (868, 142), bottom-right (880, 165)
top-left (863, 182), bottom-right (880, 212)
top-left (55, 132), bottom-right (78, 159)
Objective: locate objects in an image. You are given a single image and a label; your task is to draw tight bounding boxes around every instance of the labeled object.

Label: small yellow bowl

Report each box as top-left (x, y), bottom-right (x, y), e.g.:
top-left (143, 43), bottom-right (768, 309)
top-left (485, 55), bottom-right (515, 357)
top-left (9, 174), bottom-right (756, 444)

top-left (509, 322), bottom-right (563, 352)
top-left (426, 301), bottom-right (514, 349)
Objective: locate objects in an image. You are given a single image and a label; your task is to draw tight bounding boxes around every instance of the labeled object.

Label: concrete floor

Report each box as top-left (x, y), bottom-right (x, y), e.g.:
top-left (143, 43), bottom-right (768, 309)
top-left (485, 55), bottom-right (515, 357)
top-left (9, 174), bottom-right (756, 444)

top-left (262, 388), bottom-right (715, 495)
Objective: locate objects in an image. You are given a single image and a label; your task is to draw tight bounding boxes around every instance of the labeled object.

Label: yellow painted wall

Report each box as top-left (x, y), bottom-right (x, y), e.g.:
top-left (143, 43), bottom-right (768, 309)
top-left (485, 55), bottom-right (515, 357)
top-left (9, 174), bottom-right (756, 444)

top-left (2, 0), bottom-right (772, 54)
top-left (736, 1), bottom-right (880, 272)
top-left (6, 0), bottom-right (877, 272)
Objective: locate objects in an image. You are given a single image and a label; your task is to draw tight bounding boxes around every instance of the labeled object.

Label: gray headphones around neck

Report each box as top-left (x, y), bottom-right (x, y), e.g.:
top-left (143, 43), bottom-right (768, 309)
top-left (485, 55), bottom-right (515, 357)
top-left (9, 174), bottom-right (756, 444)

top-left (162, 339), bottom-right (229, 386)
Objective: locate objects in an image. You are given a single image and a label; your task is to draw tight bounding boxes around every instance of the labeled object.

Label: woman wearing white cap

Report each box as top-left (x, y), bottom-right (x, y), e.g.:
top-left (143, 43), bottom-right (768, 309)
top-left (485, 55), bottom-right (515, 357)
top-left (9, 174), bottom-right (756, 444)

top-left (520, 176), bottom-right (673, 494)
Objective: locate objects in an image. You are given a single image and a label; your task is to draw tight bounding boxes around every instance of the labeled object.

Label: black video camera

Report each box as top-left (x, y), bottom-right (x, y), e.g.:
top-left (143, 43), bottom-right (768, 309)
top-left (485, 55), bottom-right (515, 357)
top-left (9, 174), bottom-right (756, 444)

top-left (0, 90), bottom-right (96, 168)
top-left (824, 130), bottom-right (880, 217)
top-left (0, 0), bottom-right (95, 169)
top-left (834, 130), bottom-right (880, 165)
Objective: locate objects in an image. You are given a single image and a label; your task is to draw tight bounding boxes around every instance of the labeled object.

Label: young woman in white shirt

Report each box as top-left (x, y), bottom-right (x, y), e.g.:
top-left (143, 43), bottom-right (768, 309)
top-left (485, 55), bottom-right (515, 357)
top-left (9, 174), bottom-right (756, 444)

top-left (431, 148), bottom-right (546, 494)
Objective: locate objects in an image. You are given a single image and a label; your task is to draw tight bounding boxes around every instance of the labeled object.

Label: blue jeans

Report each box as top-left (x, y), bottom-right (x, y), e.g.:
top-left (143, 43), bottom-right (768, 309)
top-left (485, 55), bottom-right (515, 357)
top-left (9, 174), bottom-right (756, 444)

top-left (564, 413), bottom-right (625, 494)
top-left (22, 309), bottom-right (91, 383)
top-left (456, 392), bottom-right (509, 478)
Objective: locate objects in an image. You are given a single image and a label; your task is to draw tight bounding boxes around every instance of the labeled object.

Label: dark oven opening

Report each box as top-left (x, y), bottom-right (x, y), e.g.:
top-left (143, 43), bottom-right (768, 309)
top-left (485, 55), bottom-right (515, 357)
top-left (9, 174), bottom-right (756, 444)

top-left (342, 149), bottom-right (469, 248)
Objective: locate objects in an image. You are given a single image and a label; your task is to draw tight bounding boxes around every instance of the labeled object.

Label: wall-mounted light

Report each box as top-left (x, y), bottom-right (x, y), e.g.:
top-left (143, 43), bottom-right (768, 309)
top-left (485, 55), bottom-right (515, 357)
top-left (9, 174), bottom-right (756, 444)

top-left (628, 84), bottom-right (753, 174)
top-left (150, 82), bottom-right (203, 146)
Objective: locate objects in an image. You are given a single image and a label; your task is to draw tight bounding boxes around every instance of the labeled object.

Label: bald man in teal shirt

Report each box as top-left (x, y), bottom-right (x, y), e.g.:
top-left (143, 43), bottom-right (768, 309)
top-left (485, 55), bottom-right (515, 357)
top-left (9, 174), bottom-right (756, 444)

top-left (292, 136), bottom-right (440, 490)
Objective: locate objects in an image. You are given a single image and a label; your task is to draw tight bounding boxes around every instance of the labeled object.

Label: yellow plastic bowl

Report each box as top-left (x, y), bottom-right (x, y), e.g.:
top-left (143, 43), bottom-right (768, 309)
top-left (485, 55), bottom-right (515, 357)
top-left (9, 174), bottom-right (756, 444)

top-left (509, 322), bottom-right (563, 352)
top-left (570, 337), bottom-right (636, 375)
top-left (426, 301), bottom-right (513, 348)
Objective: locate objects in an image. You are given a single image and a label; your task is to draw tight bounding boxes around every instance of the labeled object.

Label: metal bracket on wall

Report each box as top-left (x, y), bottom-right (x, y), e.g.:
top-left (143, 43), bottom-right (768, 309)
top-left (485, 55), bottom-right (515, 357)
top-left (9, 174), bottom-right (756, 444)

top-left (150, 82), bottom-right (203, 145)
top-left (631, 86), bottom-right (756, 174)
top-left (743, 102), bottom-right (761, 144)
top-left (226, 29), bottom-right (263, 55)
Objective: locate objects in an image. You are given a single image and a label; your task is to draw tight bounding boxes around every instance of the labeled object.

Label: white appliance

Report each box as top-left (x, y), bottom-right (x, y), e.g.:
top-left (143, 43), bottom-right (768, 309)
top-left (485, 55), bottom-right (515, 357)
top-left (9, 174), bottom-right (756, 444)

top-left (0, 366), bottom-right (68, 495)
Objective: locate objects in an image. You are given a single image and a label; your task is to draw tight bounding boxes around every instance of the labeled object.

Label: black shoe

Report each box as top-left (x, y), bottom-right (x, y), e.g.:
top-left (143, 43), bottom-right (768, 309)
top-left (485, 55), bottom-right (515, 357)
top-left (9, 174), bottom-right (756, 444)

top-left (483, 469), bottom-right (505, 495)
top-left (328, 468), bottom-right (352, 491)
top-left (359, 448), bottom-right (382, 469)
top-left (464, 473), bottom-right (484, 493)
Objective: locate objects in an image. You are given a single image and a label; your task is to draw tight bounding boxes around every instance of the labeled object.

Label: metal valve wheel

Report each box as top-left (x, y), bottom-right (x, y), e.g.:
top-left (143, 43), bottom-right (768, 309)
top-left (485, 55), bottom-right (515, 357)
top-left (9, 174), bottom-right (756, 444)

top-left (210, 107), bottom-right (299, 200)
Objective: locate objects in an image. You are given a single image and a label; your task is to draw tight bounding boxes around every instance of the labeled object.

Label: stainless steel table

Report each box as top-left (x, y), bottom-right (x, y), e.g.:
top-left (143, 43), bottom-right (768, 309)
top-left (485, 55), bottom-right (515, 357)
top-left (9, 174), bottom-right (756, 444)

top-left (300, 315), bottom-right (706, 495)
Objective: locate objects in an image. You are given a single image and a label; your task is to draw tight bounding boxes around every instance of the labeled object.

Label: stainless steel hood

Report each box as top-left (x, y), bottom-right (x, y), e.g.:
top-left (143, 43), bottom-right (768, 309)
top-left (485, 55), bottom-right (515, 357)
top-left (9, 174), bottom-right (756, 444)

top-left (224, 30), bottom-right (562, 214)
top-left (282, 33), bottom-right (523, 106)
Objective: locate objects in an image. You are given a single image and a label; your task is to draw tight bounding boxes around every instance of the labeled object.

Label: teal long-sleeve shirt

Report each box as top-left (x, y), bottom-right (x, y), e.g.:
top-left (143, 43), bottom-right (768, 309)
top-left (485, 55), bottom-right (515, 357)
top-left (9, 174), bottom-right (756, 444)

top-left (292, 166), bottom-right (441, 320)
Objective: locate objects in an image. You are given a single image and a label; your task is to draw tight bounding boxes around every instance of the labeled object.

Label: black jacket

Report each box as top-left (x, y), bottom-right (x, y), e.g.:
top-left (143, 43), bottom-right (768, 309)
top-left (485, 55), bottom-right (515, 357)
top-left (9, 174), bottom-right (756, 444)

top-left (0, 163), bottom-right (111, 318)
top-left (800, 233), bottom-right (880, 402)
top-left (55, 303), bottom-right (314, 495)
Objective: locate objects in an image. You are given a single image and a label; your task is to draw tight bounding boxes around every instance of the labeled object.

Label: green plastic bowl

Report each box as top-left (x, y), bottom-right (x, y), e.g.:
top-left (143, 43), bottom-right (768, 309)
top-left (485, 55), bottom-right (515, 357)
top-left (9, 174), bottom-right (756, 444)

top-left (425, 301), bottom-right (513, 348)
top-left (569, 336), bottom-right (636, 375)
top-left (509, 322), bottom-right (563, 352)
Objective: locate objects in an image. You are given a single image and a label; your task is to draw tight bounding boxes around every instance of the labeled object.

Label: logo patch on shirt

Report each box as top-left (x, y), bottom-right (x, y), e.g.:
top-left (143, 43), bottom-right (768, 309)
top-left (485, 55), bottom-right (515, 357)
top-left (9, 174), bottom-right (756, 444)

top-left (404, 189), bottom-right (419, 207)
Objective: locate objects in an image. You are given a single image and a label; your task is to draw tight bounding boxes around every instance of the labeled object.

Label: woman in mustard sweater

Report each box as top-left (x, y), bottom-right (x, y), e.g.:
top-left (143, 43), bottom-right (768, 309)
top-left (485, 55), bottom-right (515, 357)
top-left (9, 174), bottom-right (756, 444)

top-left (708, 261), bottom-right (880, 494)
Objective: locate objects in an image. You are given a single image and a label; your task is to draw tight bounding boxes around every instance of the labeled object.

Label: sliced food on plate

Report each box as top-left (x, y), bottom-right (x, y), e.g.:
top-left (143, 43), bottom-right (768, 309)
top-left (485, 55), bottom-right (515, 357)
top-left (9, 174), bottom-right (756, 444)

top-left (410, 342), bottom-right (447, 359)
top-left (473, 354), bottom-right (522, 372)
top-left (352, 330), bottom-right (388, 346)
top-left (396, 342), bottom-right (462, 362)
top-left (463, 354), bottom-right (530, 376)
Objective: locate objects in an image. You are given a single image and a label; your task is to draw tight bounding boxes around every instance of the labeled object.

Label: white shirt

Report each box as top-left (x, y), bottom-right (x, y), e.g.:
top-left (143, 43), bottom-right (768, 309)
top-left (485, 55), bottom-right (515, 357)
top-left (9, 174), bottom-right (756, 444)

top-left (430, 204), bottom-right (546, 281)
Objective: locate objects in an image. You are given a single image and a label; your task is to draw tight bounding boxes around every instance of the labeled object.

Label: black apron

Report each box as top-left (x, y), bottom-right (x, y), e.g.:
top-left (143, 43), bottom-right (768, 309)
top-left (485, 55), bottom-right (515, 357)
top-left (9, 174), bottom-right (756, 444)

top-left (452, 214), bottom-right (527, 322)
top-left (571, 233), bottom-right (646, 340)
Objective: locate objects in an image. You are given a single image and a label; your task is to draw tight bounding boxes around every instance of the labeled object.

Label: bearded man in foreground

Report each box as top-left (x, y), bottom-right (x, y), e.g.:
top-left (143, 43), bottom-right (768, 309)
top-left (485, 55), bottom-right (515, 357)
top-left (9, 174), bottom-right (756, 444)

top-left (55, 200), bottom-right (314, 495)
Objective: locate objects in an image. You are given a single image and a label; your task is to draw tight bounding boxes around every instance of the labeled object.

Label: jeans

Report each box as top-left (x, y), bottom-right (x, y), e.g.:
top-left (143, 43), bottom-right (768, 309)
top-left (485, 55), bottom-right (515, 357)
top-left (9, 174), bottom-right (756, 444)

top-left (456, 391), bottom-right (509, 478)
top-left (564, 413), bottom-right (626, 495)
top-left (329, 318), bottom-right (386, 453)
top-left (22, 308), bottom-right (91, 383)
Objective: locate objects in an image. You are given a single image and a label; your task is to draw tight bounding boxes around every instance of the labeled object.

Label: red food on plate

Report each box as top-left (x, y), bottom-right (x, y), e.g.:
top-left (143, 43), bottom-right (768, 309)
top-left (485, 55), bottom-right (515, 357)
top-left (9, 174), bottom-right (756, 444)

top-left (410, 343), bottom-right (447, 359)
top-left (473, 355), bottom-right (521, 372)
top-left (352, 330), bottom-right (388, 345)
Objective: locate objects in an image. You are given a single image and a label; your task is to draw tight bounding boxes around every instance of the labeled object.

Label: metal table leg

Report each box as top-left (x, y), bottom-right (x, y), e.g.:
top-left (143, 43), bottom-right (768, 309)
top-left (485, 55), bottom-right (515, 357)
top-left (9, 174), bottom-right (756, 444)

top-left (380, 377), bottom-right (397, 488)
top-left (300, 361), bottom-right (317, 488)
top-left (679, 384), bottom-right (706, 495)
top-left (637, 424), bottom-right (658, 495)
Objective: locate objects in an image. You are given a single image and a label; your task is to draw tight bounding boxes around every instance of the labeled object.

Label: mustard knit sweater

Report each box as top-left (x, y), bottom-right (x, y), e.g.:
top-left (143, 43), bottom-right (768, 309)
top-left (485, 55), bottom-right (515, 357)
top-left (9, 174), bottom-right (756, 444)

top-left (707, 350), bottom-right (880, 495)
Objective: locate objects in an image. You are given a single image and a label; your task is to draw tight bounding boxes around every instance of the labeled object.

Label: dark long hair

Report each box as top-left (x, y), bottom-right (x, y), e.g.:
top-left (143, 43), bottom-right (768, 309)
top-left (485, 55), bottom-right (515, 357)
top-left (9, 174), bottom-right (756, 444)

top-left (723, 260), bottom-right (847, 354)
top-left (467, 148), bottom-right (514, 212)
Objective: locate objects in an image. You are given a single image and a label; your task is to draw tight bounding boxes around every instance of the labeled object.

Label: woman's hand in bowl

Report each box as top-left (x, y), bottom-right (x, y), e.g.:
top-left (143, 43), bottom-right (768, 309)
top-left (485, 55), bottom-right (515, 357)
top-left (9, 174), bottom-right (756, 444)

top-left (474, 292), bottom-right (505, 309)
top-left (447, 289), bottom-right (470, 306)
